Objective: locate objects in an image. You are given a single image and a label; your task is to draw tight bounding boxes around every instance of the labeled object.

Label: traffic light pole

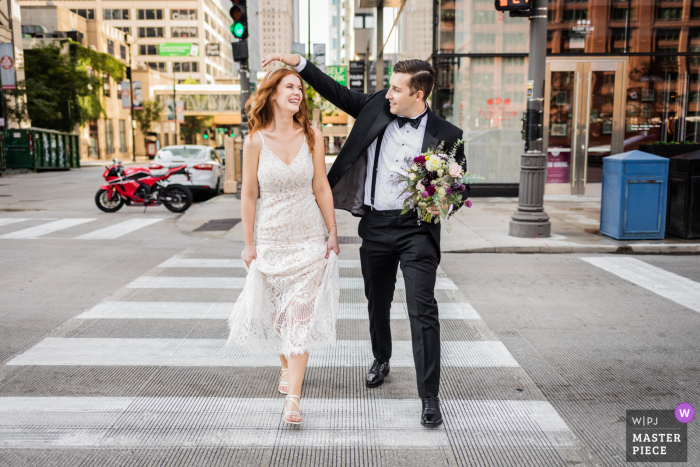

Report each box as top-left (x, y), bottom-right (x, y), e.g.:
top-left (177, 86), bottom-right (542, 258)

top-left (237, 58), bottom-right (250, 195)
top-left (508, 0), bottom-right (551, 238)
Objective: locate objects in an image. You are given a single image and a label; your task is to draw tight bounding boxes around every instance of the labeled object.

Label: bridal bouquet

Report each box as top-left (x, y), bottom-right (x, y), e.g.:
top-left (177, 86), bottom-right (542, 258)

top-left (398, 140), bottom-right (484, 230)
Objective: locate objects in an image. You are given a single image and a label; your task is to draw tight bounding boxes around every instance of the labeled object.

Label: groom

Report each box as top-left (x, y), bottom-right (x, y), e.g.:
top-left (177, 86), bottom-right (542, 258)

top-left (261, 54), bottom-right (467, 427)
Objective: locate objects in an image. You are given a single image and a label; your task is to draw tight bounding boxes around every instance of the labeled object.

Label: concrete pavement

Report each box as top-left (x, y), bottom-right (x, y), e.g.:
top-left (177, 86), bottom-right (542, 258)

top-left (177, 194), bottom-right (700, 254)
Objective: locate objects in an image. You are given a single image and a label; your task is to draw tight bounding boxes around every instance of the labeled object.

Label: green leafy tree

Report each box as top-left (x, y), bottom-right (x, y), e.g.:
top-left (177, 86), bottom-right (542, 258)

top-left (180, 115), bottom-right (214, 144)
top-left (134, 100), bottom-right (164, 134)
top-left (5, 40), bottom-right (125, 132)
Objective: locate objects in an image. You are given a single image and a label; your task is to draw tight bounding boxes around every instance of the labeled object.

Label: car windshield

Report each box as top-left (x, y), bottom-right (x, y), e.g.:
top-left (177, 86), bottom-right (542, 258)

top-left (156, 147), bottom-right (206, 160)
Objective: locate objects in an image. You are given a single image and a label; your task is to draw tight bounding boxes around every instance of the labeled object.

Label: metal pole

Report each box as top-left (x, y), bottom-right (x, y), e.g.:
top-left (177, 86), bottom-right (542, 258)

top-left (508, 0), bottom-right (551, 238)
top-left (307, 0), bottom-right (311, 60)
top-left (238, 58), bottom-right (250, 195)
top-left (375, 3), bottom-right (383, 92)
top-left (173, 66), bottom-right (178, 144)
top-left (126, 35), bottom-right (136, 162)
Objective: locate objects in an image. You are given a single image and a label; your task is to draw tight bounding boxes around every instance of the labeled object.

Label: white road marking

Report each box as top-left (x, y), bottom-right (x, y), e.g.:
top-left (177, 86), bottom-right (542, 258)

top-left (0, 218), bottom-right (29, 227)
top-left (6, 339), bottom-right (519, 368)
top-left (75, 218), bottom-right (164, 239)
top-left (0, 397), bottom-right (576, 449)
top-left (157, 258), bottom-right (362, 268)
top-left (581, 256), bottom-right (700, 314)
top-left (126, 276), bottom-right (458, 290)
top-left (0, 218), bottom-right (96, 239)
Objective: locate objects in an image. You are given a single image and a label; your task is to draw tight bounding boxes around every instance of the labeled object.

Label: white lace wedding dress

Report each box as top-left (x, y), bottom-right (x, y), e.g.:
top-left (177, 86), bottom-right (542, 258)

top-left (226, 133), bottom-right (339, 358)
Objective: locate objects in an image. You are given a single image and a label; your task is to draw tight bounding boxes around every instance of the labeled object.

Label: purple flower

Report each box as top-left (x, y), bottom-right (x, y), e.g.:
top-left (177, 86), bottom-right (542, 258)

top-left (421, 191), bottom-right (429, 199)
top-left (446, 187), bottom-right (453, 195)
top-left (414, 156), bottom-right (426, 164)
top-left (426, 185), bottom-right (436, 196)
top-left (464, 199), bottom-right (473, 208)
top-left (458, 184), bottom-right (466, 192)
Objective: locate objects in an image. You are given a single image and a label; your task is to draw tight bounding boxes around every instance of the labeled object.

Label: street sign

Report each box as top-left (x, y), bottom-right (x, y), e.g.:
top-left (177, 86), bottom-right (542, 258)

top-left (494, 0), bottom-right (531, 11)
top-left (206, 43), bottom-right (221, 57)
top-left (327, 66), bottom-right (347, 86)
top-left (120, 81), bottom-right (131, 109)
top-left (0, 43), bottom-right (16, 90)
top-left (349, 61), bottom-right (365, 92)
top-left (133, 81), bottom-right (143, 110)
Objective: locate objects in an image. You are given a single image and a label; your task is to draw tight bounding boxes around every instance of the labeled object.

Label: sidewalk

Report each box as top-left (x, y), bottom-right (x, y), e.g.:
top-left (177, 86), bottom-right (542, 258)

top-left (178, 194), bottom-right (700, 254)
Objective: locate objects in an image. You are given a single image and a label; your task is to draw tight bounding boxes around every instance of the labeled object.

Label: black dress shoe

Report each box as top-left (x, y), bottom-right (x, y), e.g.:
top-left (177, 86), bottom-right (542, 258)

top-left (366, 359), bottom-right (390, 388)
top-left (421, 396), bottom-right (443, 427)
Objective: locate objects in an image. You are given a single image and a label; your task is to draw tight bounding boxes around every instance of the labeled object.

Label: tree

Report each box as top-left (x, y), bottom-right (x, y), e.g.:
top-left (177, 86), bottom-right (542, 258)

top-left (134, 100), bottom-right (164, 134)
top-left (5, 40), bottom-right (124, 132)
top-left (180, 115), bottom-right (214, 144)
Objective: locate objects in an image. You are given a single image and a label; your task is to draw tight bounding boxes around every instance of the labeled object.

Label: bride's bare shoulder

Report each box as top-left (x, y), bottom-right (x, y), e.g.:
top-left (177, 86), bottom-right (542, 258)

top-left (245, 131), bottom-right (264, 148)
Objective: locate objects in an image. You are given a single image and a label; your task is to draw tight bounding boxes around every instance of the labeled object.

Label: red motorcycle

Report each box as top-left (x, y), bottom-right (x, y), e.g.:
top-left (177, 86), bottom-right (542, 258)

top-left (95, 158), bottom-right (193, 213)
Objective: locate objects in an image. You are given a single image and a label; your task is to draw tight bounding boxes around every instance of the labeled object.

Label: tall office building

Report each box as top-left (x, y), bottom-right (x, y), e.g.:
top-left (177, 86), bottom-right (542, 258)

top-left (327, 0), bottom-right (351, 65)
top-left (18, 0), bottom-right (237, 84)
top-left (259, 0), bottom-right (293, 69)
top-left (397, 0), bottom-right (432, 62)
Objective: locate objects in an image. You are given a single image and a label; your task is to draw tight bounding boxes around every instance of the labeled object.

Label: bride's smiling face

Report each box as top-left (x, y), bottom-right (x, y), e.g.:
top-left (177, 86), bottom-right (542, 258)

top-left (272, 75), bottom-right (303, 114)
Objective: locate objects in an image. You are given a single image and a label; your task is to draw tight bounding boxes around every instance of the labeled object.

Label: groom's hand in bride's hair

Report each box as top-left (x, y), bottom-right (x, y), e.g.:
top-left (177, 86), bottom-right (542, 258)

top-left (261, 53), bottom-right (301, 68)
top-left (242, 244), bottom-right (257, 267)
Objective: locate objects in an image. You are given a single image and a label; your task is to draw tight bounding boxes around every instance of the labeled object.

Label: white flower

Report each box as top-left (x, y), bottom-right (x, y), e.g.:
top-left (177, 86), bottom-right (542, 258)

top-left (412, 164), bottom-right (418, 171)
top-left (431, 180), bottom-right (438, 185)
top-left (409, 173), bottom-right (417, 180)
top-left (416, 181), bottom-right (425, 191)
top-left (438, 187), bottom-right (446, 195)
top-left (437, 169), bottom-right (444, 177)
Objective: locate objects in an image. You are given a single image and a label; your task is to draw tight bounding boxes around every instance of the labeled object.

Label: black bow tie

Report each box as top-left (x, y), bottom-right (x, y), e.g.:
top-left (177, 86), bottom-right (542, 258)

top-left (397, 113), bottom-right (424, 129)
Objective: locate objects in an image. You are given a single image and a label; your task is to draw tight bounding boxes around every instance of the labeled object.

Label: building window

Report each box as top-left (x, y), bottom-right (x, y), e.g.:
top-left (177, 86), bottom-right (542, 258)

top-left (89, 120), bottom-right (99, 158)
top-left (103, 76), bottom-right (111, 97)
top-left (107, 39), bottom-right (115, 56)
top-left (139, 45), bottom-right (159, 55)
top-left (171, 9), bottom-right (197, 20)
top-left (173, 62), bottom-right (199, 73)
top-left (104, 9), bottom-right (130, 20)
top-left (178, 79), bottom-right (200, 84)
top-left (70, 9), bottom-right (95, 20)
top-left (115, 26), bottom-right (131, 35)
top-left (146, 62), bottom-right (167, 73)
top-left (172, 27), bottom-right (198, 38)
top-left (106, 120), bottom-right (115, 155)
top-left (205, 30), bottom-right (210, 41)
top-left (120, 45), bottom-right (127, 60)
top-left (119, 120), bottom-right (127, 153)
top-left (205, 12), bottom-right (210, 24)
top-left (657, 8), bottom-right (682, 21)
top-left (138, 27), bottom-right (165, 38)
top-left (206, 64), bottom-right (211, 74)
top-left (137, 9), bottom-right (163, 20)
top-left (563, 9), bottom-right (587, 22)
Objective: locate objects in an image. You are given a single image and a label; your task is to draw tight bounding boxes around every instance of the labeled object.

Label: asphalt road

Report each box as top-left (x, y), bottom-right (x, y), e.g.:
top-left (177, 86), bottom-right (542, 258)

top-left (0, 167), bottom-right (698, 466)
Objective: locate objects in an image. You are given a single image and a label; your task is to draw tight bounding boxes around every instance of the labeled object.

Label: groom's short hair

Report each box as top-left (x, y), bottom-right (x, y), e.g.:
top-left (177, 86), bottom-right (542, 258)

top-left (393, 60), bottom-right (436, 101)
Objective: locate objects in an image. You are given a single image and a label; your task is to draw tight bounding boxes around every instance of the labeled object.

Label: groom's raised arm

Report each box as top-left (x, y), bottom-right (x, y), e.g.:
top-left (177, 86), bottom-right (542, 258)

top-left (292, 56), bottom-right (371, 119)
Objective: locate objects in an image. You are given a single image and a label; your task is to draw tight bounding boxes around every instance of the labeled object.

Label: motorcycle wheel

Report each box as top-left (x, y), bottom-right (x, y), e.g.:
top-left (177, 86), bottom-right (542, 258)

top-left (95, 188), bottom-right (125, 212)
top-left (162, 185), bottom-right (193, 213)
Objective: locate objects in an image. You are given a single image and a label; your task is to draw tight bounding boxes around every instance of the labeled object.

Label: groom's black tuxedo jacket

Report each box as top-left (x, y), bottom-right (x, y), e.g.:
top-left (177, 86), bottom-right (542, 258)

top-left (298, 61), bottom-right (467, 247)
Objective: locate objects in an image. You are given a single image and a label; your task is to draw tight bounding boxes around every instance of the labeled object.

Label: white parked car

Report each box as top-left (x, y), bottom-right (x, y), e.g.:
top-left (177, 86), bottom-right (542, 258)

top-left (149, 145), bottom-right (225, 196)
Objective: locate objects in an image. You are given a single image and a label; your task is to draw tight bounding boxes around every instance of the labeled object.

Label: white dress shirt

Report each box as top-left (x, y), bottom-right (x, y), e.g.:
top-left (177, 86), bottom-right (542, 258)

top-left (293, 56), bottom-right (427, 210)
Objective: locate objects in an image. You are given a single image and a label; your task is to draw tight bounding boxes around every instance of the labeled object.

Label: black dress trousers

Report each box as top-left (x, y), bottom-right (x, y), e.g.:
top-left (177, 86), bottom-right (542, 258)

top-left (358, 209), bottom-right (441, 398)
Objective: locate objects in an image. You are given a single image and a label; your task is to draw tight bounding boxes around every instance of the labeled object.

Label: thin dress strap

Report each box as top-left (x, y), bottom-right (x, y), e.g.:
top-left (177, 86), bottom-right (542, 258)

top-left (258, 132), bottom-right (266, 147)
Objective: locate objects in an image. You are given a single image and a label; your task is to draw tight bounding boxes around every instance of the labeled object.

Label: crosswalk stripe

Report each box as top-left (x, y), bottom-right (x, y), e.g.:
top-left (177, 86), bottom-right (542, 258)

top-left (581, 256), bottom-right (700, 314)
top-left (157, 258), bottom-right (362, 268)
top-left (74, 301), bottom-right (481, 321)
top-left (0, 218), bottom-right (29, 227)
top-left (0, 218), bottom-right (96, 239)
top-left (0, 397), bottom-right (575, 449)
top-left (125, 276), bottom-right (458, 290)
top-left (74, 218), bottom-right (164, 240)
top-left (6, 338), bottom-right (519, 367)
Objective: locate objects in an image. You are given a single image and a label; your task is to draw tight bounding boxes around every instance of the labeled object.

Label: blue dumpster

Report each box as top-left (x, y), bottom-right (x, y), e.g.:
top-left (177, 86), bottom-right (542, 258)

top-left (600, 150), bottom-right (669, 240)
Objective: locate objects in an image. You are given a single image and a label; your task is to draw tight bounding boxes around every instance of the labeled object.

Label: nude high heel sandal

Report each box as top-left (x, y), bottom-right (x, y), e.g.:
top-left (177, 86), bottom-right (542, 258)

top-left (284, 395), bottom-right (301, 425)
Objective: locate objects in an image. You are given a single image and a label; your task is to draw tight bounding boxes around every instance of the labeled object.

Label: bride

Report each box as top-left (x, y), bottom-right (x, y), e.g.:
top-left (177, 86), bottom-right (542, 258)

top-left (226, 68), bottom-right (340, 425)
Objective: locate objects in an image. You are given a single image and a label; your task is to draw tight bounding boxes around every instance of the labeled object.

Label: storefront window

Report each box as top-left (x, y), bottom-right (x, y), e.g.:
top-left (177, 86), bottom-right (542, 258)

top-left (435, 57), bottom-right (526, 183)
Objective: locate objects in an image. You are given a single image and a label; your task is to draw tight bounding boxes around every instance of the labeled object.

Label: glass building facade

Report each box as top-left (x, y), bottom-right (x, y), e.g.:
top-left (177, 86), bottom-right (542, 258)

top-left (432, 0), bottom-right (700, 194)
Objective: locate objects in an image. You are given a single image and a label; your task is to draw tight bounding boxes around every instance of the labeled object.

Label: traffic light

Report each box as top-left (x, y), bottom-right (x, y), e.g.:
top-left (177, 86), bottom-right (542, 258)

top-left (230, 0), bottom-right (248, 40)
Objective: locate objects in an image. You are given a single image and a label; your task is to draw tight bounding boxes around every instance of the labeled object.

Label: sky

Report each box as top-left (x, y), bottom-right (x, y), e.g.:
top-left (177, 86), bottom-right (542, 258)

top-left (298, 0), bottom-right (399, 56)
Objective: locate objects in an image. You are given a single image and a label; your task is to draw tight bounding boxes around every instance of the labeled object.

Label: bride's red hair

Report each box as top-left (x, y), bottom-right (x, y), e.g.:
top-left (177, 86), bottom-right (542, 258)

top-left (245, 68), bottom-right (315, 154)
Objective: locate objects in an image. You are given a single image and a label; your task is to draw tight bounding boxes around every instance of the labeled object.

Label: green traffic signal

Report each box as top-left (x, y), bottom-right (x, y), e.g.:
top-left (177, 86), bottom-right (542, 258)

top-left (232, 22), bottom-right (245, 38)
top-left (203, 134), bottom-right (209, 139)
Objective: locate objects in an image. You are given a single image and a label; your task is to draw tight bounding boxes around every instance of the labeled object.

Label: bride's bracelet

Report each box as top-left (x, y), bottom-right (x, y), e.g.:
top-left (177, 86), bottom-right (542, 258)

top-left (327, 224), bottom-right (337, 234)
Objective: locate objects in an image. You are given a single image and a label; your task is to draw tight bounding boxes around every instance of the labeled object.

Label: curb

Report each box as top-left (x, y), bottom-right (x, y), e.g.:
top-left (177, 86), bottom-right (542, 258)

top-left (444, 244), bottom-right (700, 254)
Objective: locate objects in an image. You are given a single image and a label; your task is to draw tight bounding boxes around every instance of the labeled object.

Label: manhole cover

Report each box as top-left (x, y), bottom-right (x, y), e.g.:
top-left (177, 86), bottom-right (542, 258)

top-left (338, 236), bottom-right (362, 244)
top-left (194, 218), bottom-right (241, 232)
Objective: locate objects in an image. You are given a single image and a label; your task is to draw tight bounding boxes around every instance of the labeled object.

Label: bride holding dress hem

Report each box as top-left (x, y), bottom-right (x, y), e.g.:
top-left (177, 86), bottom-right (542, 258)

top-left (226, 67), bottom-right (340, 425)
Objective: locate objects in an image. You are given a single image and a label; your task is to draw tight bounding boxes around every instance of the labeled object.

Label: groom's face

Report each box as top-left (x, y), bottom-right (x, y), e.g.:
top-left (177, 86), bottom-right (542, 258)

top-left (387, 73), bottom-right (424, 117)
